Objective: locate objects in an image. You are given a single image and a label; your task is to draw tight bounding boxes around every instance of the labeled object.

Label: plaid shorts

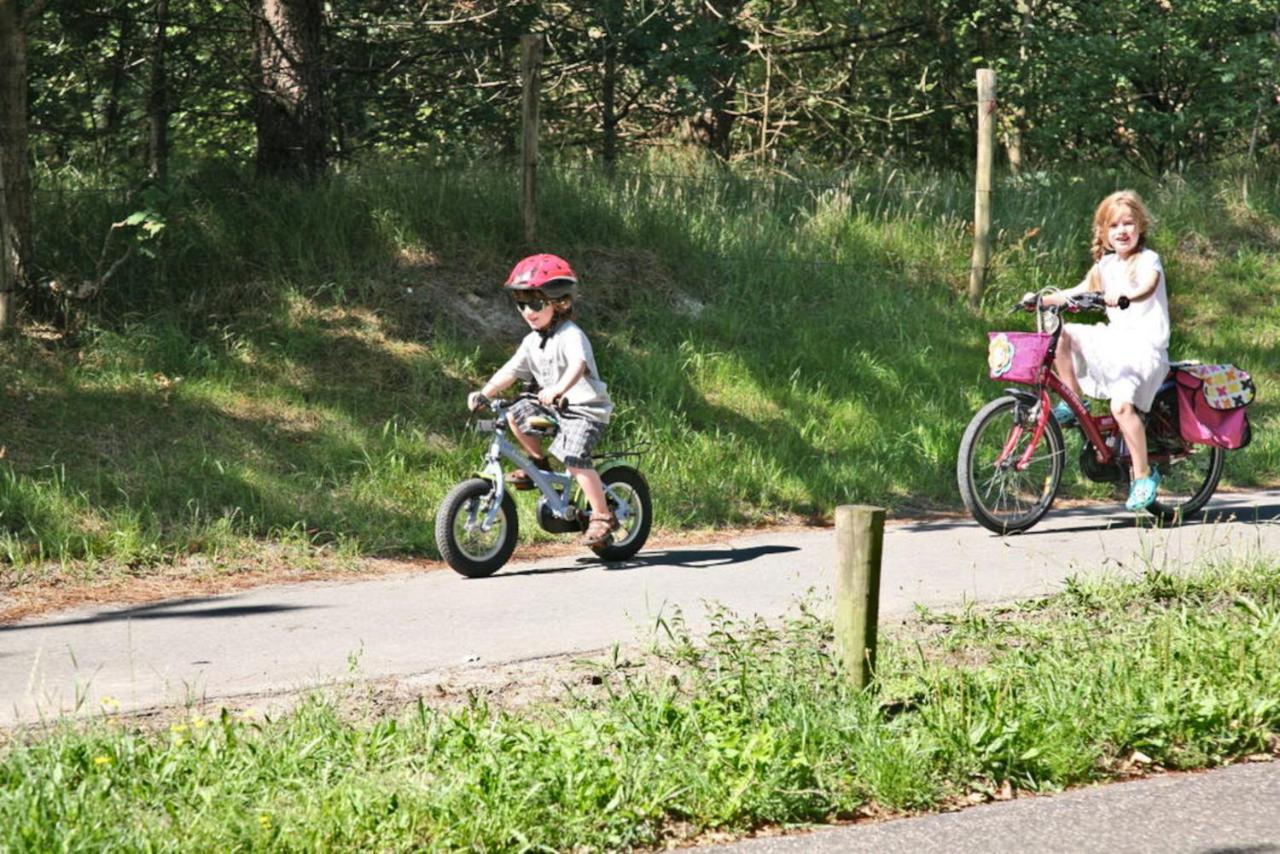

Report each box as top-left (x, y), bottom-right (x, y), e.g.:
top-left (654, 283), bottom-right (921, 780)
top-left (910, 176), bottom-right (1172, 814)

top-left (507, 399), bottom-right (606, 470)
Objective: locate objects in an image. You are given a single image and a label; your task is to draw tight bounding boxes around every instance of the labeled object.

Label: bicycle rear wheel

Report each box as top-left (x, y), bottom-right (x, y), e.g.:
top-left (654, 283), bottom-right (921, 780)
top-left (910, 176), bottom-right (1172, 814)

top-left (958, 395), bottom-right (1065, 534)
top-left (1147, 444), bottom-right (1224, 524)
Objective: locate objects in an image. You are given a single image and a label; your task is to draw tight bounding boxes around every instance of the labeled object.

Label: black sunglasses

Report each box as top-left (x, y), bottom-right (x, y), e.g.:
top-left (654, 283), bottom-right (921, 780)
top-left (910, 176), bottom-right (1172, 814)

top-left (513, 295), bottom-right (557, 312)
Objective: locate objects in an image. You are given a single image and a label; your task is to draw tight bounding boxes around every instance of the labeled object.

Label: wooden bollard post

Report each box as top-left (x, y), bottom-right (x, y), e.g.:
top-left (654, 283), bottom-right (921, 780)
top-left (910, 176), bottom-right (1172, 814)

top-left (968, 68), bottom-right (996, 307)
top-left (519, 34), bottom-right (542, 246)
top-left (834, 504), bottom-right (885, 690)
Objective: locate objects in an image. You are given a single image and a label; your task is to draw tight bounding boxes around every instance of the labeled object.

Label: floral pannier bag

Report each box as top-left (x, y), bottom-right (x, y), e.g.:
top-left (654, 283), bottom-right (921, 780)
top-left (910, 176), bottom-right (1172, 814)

top-left (1173, 363), bottom-right (1255, 450)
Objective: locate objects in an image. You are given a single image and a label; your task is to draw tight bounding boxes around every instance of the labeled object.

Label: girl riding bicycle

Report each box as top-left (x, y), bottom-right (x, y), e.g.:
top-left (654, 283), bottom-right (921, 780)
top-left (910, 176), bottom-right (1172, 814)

top-left (1029, 190), bottom-right (1170, 512)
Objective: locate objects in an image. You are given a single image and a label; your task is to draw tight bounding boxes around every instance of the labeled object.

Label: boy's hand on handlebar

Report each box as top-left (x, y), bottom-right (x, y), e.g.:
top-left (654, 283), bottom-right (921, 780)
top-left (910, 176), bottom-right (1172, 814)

top-left (467, 391), bottom-right (489, 412)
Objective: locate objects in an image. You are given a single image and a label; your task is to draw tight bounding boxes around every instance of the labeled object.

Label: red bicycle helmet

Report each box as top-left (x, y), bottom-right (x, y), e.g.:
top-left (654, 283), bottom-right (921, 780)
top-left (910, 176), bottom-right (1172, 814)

top-left (504, 253), bottom-right (578, 299)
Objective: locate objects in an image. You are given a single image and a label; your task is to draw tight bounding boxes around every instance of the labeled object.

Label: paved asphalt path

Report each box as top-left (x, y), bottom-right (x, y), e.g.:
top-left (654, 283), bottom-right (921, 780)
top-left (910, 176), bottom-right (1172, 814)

top-left (3, 490), bottom-right (1279, 725)
top-left (700, 761), bottom-right (1280, 854)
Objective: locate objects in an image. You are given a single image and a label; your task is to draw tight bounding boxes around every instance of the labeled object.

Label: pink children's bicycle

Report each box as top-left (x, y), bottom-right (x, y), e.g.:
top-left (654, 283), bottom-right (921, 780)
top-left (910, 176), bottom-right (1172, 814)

top-left (957, 291), bottom-right (1254, 534)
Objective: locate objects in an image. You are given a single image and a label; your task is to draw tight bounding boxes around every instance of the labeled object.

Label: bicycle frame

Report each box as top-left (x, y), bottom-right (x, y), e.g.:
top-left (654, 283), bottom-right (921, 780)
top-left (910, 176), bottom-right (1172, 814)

top-left (473, 400), bottom-right (634, 532)
top-left (996, 309), bottom-right (1183, 474)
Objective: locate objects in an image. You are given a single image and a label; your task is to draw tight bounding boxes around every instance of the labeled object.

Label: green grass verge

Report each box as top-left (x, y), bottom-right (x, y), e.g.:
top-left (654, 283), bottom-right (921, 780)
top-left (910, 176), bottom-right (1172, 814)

top-left (2, 157), bottom-right (1278, 570)
top-left (2, 560), bottom-right (1278, 850)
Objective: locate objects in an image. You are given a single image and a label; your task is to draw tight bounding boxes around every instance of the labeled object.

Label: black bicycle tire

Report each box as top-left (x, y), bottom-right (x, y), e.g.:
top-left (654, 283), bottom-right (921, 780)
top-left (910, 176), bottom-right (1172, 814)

top-left (589, 466), bottom-right (652, 561)
top-left (435, 478), bottom-right (519, 577)
top-left (958, 395), bottom-right (1065, 534)
top-left (1147, 445), bottom-right (1225, 524)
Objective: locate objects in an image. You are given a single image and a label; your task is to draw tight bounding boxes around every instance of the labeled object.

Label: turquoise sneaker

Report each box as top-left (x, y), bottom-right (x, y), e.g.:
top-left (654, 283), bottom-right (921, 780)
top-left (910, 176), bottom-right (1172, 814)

top-left (1125, 469), bottom-right (1161, 512)
top-left (1052, 401), bottom-right (1082, 426)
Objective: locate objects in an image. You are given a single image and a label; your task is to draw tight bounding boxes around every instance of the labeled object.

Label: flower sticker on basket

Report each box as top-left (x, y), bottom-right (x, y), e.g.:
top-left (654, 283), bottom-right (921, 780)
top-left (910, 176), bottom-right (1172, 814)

top-left (988, 333), bottom-right (1015, 378)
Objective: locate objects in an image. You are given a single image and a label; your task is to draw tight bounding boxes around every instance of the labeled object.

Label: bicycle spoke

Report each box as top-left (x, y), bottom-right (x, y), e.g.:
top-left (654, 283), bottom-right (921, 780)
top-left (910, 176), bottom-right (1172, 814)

top-left (960, 396), bottom-right (1064, 532)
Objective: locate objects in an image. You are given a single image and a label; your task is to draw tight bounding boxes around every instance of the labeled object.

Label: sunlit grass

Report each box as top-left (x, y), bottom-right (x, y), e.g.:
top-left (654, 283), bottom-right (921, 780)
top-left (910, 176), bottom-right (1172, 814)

top-left (1, 157), bottom-right (1277, 569)
top-left (2, 559), bottom-right (1277, 849)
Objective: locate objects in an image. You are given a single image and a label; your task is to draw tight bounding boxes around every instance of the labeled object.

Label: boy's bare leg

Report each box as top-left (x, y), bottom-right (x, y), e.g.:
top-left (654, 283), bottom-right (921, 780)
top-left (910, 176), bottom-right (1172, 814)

top-left (569, 466), bottom-right (610, 518)
top-left (506, 413), bottom-right (546, 462)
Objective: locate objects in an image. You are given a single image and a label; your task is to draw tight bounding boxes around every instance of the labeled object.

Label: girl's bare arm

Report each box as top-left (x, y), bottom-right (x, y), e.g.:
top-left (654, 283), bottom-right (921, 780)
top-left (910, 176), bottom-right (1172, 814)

top-left (1039, 281), bottom-right (1090, 307)
top-left (1118, 265), bottom-right (1159, 304)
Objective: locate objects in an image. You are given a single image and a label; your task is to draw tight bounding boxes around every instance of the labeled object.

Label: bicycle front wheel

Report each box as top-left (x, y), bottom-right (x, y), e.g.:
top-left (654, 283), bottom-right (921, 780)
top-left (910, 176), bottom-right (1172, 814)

top-left (435, 478), bottom-right (519, 577)
top-left (958, 395), bottom-right (1065, 534)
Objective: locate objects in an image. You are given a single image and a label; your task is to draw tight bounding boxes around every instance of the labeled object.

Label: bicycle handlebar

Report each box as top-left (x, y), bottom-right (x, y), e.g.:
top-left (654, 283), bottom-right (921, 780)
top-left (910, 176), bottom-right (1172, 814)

top-left (469, 391), bottom-right (569, 415)
top-left (1015, 291), bottom-right (1129, 314)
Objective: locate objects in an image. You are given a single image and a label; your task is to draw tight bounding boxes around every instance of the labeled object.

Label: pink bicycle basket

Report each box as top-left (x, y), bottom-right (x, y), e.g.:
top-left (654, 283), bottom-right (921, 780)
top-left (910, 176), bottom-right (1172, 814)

top-left (987, 331), bottom-right (1052, 384)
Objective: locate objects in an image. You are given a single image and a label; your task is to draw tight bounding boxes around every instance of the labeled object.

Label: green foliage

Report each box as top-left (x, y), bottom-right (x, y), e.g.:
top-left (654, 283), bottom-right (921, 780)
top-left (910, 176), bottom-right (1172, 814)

top-left (2, 158), bottom-right (1278, 569)
top-left (1, 561), bottom-right (1278, 848)
top-left (21, 0), bottom-right (1280, 175)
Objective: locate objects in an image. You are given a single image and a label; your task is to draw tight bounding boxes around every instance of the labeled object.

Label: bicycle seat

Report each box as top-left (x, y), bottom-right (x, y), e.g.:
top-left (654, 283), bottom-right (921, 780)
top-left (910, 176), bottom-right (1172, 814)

top-left (526, 415), bottom-right (559, 433)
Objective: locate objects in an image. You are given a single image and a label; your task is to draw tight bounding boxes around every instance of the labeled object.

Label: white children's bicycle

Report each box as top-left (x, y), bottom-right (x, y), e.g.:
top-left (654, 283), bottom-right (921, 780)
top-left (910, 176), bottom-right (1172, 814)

top-left (435, 394), bottom-right (652, 577)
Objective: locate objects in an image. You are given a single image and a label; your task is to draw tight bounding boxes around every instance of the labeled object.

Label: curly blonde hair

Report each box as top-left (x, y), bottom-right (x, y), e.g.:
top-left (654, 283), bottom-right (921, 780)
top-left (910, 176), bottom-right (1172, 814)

top-left (1086, 190), bottom-right (1153, 291)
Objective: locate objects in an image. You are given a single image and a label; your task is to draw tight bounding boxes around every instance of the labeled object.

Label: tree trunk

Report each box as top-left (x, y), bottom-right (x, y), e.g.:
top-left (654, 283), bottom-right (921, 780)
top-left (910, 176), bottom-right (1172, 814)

top-left (148, 0), bottom-right (170, 182)
top-left (684, 0), bottom-right (744, 160)
top-left (599, 0), bottom-right (622, 170)
top-left (601, 32), bottom-right (618, 168)
top-left (0, 0), bottom-right (35, 327)
top-left (252, 0), bottom-right (327, 181)
top-left (1004, 0), bottom-right (1033, 174)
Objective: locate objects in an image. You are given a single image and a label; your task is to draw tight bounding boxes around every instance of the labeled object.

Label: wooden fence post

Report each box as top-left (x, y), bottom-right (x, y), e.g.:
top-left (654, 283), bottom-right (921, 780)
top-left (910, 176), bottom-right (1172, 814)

top-left (520, 34), bottom-right (542, 246)
top-left (0, 160), bottom-right (11, 331)
top-left (968, 68), bottom-right (996, 308)
top-left (834, 504), bottom-right (885, 690)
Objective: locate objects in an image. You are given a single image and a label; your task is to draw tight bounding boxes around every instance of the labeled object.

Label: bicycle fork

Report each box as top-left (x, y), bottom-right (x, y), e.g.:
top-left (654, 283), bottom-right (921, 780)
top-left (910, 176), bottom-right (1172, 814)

top-left (995, 391), bottom-right (1052, 471)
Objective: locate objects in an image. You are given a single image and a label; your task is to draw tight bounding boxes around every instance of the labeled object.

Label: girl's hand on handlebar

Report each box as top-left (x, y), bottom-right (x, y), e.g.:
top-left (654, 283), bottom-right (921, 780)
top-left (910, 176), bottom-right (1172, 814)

top-left (467, 391), bottom-right (490, 412)
top-left (536, 387), bottom-right (561, 408)
top-left (1065, 292), bottom-right (1106, 312)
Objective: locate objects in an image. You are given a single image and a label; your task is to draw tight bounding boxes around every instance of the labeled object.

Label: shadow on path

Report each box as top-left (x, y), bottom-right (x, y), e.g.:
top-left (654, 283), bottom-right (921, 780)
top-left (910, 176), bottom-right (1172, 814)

top-left (902, 501), bottom-right (1280, 537)
top-left (479, 544), bottom-right (803, 579)
top-left (2, 598), bottom-right (320, 633)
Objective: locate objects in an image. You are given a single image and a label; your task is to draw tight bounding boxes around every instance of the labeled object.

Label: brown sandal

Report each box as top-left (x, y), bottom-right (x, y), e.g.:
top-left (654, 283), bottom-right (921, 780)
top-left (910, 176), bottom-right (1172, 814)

top-left (506, 456), bottom-right (552, 490)
top-left (580, 513), bottom-right (620, 547)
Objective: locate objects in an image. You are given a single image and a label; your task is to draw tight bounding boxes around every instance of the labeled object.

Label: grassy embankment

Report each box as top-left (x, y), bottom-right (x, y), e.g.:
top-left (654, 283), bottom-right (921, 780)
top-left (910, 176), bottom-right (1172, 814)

top-left (1, 159), bottom-right (1278, 578)
top-left (1, 559), bottom-right (1278, 849)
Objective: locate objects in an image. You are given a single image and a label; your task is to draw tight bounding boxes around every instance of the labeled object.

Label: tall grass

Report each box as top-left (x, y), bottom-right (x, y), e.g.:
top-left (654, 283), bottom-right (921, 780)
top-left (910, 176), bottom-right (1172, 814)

top-left (2, 157), bottom-right (1277, 569)
top-left (2, 560), bottom-right (1278, 849)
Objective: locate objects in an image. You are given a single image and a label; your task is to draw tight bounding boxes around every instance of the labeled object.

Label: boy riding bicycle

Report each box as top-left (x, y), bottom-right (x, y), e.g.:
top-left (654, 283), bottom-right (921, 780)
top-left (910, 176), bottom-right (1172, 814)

top-left (467, 254), bottom-right (619, 548)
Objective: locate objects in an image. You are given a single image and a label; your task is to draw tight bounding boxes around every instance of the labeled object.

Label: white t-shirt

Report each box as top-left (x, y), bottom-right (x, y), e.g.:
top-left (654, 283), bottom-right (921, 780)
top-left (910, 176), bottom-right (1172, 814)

top-left (500, 319), bottom-right (613, 423)
top-left (1090, 249), bottom-right (1169, 351)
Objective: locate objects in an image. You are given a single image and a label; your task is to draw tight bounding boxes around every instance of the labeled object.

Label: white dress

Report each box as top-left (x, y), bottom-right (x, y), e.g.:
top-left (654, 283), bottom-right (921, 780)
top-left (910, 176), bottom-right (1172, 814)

top-left (1065, 249), bottom-right (1170, 412)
